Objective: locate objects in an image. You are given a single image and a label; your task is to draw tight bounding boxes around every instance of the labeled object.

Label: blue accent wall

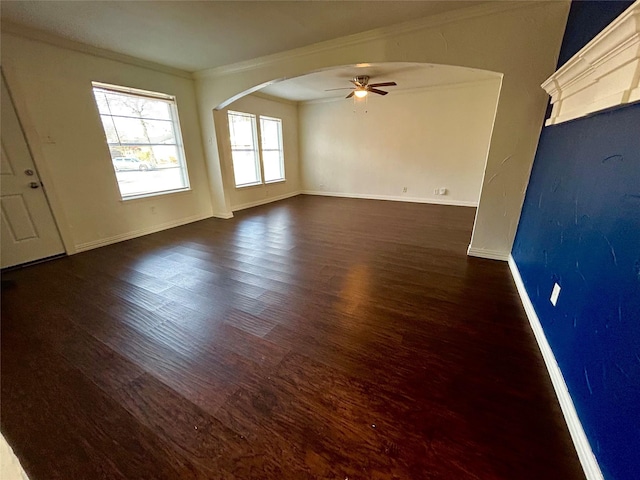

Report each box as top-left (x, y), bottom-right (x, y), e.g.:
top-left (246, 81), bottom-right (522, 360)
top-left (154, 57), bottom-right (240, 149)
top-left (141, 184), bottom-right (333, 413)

top-left (556, 1), bottom-right (634, 67)
top-left (512, 4), bottom-right (639, 479)
top-left (513, 104), bottom-right (640, 480)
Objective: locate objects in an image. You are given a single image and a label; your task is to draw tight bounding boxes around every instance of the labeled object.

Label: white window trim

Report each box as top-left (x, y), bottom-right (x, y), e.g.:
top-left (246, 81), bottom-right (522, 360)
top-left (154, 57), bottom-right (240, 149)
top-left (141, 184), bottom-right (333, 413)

top-left (119, 187), bottom-right (192, 202)
top-left (228, 111), bottom-right (262, 188)
top-left (92, 81), bottom-right (191, 200)
top-left (259, 115), bottom-right (286, 184)
top-left (228, 111), bottom-right (286, 189)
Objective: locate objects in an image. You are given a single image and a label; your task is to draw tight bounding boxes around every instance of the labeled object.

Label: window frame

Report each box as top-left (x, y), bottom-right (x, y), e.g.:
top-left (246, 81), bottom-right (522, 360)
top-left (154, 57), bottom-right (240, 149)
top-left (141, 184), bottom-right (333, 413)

top-left (227, 110), bottom-right (286, 189)
top-left (259, 115), bottom-right (285, 184)
top-left (92, 81), bottom-right (191, 201)
top-left (227, 111), bottom-right (262, 188)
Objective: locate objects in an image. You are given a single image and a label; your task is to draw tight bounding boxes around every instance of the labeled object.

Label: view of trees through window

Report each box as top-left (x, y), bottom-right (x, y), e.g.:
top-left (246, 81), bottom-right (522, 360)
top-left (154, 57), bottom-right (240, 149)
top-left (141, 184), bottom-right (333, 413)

top-left (92, 83), bottom-right (190, 198)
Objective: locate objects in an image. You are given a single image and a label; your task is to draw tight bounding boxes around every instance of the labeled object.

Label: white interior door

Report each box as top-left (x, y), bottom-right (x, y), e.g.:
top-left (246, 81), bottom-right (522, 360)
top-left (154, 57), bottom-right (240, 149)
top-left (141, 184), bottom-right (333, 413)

top-left (1, 74), bottom-right (65, 269)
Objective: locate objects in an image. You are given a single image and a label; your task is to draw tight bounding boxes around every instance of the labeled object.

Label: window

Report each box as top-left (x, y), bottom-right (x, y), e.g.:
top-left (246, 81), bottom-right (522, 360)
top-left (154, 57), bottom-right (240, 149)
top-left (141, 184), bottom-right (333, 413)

top-left (228, 111), bottom-right (261, 186)
top-left (92, 82), bottom-right (190, 199)
top-left (228, 111), bottom-right (285, 188)
top-left (260, 116), bottom-right (285, 183)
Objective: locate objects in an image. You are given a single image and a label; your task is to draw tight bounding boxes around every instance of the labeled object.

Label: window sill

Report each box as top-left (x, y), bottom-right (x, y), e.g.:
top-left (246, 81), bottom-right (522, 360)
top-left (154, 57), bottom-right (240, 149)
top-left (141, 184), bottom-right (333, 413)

top-left (235, 182), bottom-right (263, 189)
top-left (120, 187), bottom-right (192, 202)
top-left (235, 179), bottom-right (286, 189)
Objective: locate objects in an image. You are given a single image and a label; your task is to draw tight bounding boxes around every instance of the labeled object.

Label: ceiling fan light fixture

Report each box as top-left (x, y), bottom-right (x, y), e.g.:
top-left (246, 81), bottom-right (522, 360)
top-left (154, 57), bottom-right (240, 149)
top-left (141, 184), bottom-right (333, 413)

top-left (337, 75), bottom-right (396, 99)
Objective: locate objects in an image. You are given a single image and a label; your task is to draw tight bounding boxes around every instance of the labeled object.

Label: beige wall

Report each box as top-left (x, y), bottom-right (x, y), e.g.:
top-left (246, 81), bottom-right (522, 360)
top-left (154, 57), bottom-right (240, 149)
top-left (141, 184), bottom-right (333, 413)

top-left (1, 33), bottom-right (213, 253)
top-left (195, 1), bottom-right (570, 259)
top-left (299, 79), bottom-right (501, 206)
top-left (214, 94), bottom-right (301, 211)
top-left (1, 1), bottom-right (570, 259)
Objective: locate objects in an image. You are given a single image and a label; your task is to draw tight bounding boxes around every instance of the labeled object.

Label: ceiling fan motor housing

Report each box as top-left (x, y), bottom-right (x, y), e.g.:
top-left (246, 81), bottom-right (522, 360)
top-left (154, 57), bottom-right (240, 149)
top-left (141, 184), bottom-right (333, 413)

top-left (354, 75), bottom-right (370, 86)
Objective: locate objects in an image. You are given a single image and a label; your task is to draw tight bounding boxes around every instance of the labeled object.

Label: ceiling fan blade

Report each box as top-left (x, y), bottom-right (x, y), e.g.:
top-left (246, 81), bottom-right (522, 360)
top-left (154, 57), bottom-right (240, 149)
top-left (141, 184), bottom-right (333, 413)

top-left (325, 87), bottom-right (355, 91)
top-left (346, 91), bottom-right (355, 99)
top-left (368, 82), bottom-right (397, 88)
top-left (369, 88), bottom-right (388, 96)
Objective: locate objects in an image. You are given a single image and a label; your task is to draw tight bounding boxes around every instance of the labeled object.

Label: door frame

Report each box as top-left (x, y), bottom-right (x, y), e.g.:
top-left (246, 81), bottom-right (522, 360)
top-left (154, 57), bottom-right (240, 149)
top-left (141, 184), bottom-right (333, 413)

top-left (2, 67), bottom-right (75, 255)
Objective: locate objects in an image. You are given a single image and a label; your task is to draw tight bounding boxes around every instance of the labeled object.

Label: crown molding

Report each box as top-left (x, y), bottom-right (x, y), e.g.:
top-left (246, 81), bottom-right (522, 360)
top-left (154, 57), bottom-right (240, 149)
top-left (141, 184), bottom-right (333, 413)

top-left (194, 1), bottom-right (537, 80)
top-left (542, 1), bottom-right (640, 125)
top-left (1, 21), bottom-right (194, 80)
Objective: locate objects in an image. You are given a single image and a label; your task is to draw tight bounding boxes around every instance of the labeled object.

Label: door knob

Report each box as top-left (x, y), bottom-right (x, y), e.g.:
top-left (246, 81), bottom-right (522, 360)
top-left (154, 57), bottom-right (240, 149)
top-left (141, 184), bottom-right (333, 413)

top-left (29, 182), bottom-right (40, 189)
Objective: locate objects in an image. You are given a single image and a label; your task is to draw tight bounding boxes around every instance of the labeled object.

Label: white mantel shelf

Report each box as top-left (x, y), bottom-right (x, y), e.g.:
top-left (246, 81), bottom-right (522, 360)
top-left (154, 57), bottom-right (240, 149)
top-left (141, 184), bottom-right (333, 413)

top-left (542, 0), bottom-right (640, 126)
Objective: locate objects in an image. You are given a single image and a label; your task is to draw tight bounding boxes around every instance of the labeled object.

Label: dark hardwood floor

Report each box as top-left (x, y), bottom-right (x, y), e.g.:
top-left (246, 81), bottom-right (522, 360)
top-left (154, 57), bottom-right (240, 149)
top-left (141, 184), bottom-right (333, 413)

top-left (1, 195), bottom-right (585, 479)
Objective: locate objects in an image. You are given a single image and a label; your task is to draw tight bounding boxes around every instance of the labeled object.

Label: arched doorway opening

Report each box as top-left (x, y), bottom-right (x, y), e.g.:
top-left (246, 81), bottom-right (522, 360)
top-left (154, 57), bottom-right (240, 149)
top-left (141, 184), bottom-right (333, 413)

top-left (212, 62), bottom-right (502, 252)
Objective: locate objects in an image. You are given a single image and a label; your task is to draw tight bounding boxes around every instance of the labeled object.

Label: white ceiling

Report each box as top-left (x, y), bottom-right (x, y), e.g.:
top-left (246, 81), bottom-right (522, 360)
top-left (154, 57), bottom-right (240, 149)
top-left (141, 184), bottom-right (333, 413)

top-left (259, 63), bottom-right (501, 102)
top-left (1, 1), bottom-right (482, 73)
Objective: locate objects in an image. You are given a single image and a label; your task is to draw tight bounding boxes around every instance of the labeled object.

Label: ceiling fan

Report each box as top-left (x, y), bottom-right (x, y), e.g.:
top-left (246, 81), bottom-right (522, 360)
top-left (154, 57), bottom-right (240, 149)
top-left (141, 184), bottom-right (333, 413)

top-left (326, 75), bottom-right (397, 99)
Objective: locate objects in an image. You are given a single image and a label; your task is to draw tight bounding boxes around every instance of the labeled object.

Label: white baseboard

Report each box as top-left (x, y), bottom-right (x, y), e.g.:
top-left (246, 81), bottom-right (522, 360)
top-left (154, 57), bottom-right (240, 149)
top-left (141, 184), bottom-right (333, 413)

top-left (508, 255), bottom-right (603, 480)
top-left (467, 245), bottom-right (510, 261)
top-left (301, 190), bottom-right (477, 207)
top-left (74, 213), bottom-right (213, 253)
top-left (232, 190), bottom-right (301, 212)
top-left (212, 211), bottom-right (234, 219)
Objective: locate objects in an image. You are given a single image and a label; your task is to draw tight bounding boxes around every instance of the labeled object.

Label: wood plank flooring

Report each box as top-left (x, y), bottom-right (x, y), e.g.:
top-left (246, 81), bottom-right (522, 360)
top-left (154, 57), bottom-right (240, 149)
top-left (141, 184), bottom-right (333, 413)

top-left (1, 195), bottom-right (585, 479)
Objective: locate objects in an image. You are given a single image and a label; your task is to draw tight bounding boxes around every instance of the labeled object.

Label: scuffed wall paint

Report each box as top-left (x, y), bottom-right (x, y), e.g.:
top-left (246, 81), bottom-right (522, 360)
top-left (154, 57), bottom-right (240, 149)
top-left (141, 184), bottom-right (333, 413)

top-left (512, 102), bottom-right (640, 480)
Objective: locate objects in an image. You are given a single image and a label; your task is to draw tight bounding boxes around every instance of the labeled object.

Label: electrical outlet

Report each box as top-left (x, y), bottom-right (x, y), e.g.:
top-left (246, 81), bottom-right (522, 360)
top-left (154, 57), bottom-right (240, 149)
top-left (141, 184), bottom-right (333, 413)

top-left (434, 188), bottom-right (439, 195)
top-left (439, 187), bottom-right (447, 195)
top-left (550, 283), bottom-right (561, 306)
top-left (402, 187), bottom-right (407, 193)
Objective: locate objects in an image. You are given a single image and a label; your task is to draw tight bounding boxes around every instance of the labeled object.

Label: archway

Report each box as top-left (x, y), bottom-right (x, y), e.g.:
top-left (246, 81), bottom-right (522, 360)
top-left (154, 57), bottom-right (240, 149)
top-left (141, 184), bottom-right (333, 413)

top-left (212, 62), bottom-right (502, 225)
top-left (195, 1), bottom-right (569, 259)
